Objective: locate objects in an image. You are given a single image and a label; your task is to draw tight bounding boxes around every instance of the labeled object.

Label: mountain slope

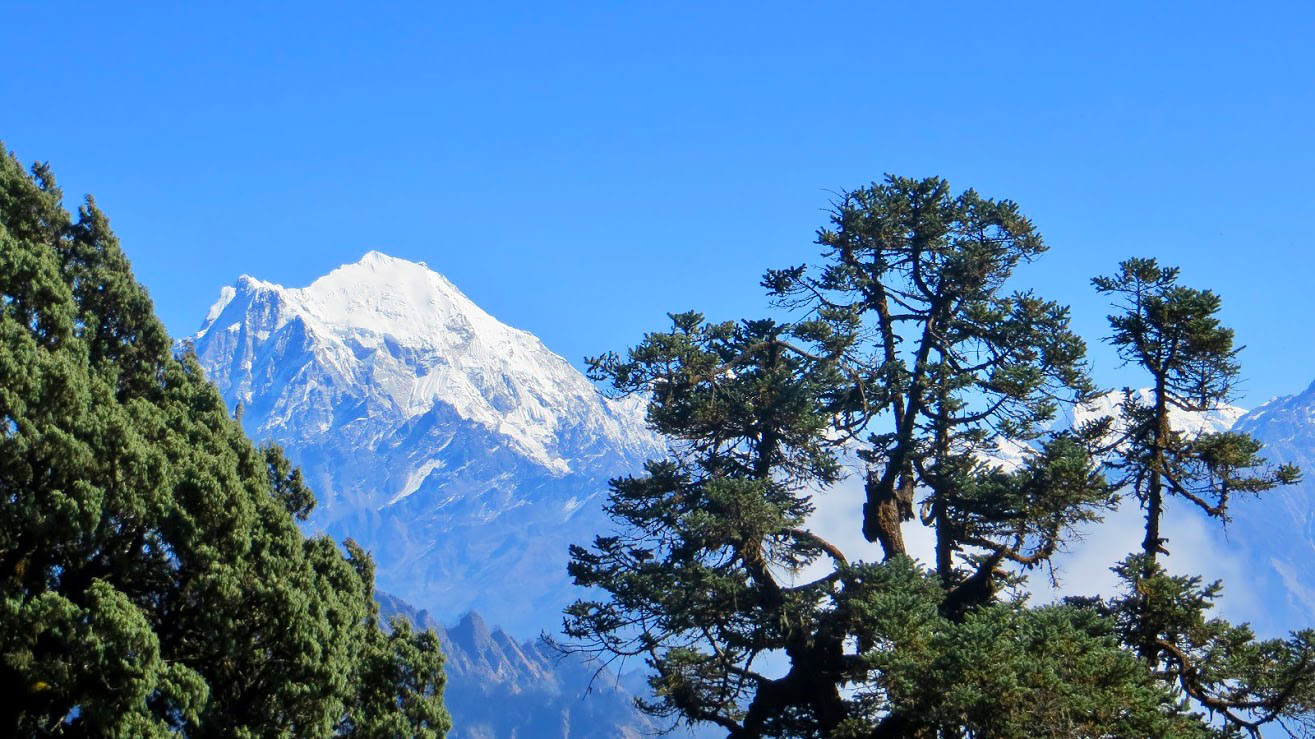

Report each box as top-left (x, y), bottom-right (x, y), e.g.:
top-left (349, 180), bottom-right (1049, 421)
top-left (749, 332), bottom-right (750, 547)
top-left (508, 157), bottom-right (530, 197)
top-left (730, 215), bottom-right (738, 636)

top-left (376, 595), bottom-right (656, 739)
top-left (189, 251), bottom-right (660, 635)
top-left (1231, 382), bottom-right (1315, 633)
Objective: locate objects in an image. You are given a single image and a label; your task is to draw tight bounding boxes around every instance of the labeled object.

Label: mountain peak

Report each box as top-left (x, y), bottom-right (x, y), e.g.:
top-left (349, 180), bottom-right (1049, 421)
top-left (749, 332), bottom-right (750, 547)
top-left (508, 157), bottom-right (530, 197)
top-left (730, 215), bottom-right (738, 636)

top-left (196, 251), bottom-right (518, 365)
top-left (356, 249), bottom-right (428, 269)
top-left (292, 251), bottom-right (493, 348)
top-left (359, 248), bottom-right (393, 263)
top-left (236, 273), bottom-right (277, 289)
top-left (188, 250), bottom-right (659, 632)
top-left (191, 249), bottom-right (657, 487)
top-left (451, 611), bottom-right (495, 651)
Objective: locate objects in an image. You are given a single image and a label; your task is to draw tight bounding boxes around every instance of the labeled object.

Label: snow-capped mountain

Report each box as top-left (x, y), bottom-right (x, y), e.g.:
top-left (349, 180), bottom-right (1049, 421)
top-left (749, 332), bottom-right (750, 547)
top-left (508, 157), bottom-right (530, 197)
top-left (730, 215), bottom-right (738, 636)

top-left (1231, 383), bottom-right (1315, 633)
top-left (187, 248), bottom-right (1315, 641)
top-left (1070, 387), bottom-right (1246, 436)
top-left (189, 251), bottom-right (661, 635)
top-left (986, 387), bottom-right (1245, 472)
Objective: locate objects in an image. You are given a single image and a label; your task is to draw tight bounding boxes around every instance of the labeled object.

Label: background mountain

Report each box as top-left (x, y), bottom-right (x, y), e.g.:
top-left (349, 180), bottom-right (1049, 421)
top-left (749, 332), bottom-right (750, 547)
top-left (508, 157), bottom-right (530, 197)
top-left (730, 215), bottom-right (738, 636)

top-left (376, 594), bottom-right (658, 739)
top-left (188, 251), bottom-right (661, 636)
top-left (1231, 383), bottom-right (1315, 635)
top-left (984, 388), bottom-right (1245, 471)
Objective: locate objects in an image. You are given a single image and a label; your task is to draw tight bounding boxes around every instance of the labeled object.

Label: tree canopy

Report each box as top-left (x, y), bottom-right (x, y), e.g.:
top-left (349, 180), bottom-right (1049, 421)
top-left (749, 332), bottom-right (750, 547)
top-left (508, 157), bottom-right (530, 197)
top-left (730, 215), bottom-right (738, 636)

top-left (0, 147), bottom-right (449, 737)
top-left (566, 176), bottom-right (1315, 737)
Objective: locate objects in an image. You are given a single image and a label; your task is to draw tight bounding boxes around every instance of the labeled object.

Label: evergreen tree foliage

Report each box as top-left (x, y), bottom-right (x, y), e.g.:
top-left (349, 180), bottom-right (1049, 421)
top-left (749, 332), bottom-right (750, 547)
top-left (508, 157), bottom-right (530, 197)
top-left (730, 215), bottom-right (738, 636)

top-left (762, 176), bottom-right (1103, 600)
top-left (1088, 259), bottom-right (1315, 734)
top-left (566, 177), bottom-right (1315, 736)
top-left (1092, 258), bottom-right (1299, 565)
top-left (0, 148), bottom-right (449, 737)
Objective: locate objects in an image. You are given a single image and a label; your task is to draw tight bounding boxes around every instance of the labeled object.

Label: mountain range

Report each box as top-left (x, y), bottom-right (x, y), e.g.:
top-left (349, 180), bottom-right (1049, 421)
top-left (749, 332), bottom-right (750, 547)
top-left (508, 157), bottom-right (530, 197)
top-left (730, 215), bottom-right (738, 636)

top-left (375, 593), bottom-right (659, 739)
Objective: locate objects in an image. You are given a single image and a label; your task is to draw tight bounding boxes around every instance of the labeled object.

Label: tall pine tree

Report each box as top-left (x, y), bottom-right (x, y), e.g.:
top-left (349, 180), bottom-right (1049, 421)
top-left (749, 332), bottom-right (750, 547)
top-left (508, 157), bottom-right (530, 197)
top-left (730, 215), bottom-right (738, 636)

top-left (764, 176), bottom-right (1105, 610)
top-left (1091, 258), bottom-right (1314, 735)
top-left (565, 177), bottom-right (1224, 736)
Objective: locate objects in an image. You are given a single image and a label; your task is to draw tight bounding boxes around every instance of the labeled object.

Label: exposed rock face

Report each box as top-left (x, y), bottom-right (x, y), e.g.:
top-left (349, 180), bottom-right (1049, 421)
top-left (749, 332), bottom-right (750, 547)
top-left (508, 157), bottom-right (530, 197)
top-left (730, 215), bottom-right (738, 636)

top-left (189, 251), bottom-right (660, 635)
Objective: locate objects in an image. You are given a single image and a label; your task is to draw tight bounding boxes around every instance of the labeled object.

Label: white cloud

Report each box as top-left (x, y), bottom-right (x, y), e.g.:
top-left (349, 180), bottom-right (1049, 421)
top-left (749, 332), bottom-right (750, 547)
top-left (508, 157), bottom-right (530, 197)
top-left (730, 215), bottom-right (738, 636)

top-left (1026, 497), bottom-right (1265, 625)
top-left (801, 476), bottom-right (1266, 627)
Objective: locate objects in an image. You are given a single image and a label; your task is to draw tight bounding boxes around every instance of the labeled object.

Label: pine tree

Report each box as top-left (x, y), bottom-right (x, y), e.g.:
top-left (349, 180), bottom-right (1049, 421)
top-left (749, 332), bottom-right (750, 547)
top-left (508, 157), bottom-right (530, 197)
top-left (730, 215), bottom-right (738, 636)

top-left (0, 147), bottom-right (450, 737)
top-left (567, 313), bottom-right (860, 735)
top-left (1091, 258), bottom-right (1314, 735)
top-left (763, 176), bottom-right (1106, 611)
top-left (565, 177), bottom-right (1219, 736)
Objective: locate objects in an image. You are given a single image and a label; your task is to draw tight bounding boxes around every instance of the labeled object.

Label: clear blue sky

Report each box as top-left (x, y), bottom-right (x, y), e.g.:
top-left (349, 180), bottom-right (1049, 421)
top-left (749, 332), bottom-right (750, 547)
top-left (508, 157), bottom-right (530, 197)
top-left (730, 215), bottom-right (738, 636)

top-left (4, 2), bottom-right (1313, 407)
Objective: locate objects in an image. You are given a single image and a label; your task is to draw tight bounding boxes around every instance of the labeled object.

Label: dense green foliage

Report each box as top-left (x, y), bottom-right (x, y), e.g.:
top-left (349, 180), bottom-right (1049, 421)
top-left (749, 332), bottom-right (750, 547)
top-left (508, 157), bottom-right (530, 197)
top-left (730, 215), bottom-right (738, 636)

top-left (567, 177), bottom-right (1315, 737)
top-left (0, 149), bottom-right (449, 737)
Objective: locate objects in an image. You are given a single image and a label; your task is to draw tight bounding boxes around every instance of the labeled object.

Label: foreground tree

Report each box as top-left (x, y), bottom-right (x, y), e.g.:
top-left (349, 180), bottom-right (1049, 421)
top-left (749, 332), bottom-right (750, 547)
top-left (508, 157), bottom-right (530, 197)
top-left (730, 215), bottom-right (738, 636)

top-left (1089, 259), bottom-right (1315, 735)
top-left (762, 176), bottom-right (1105, 608)
top-left (0, 148), bottom-right (449, 737)
top-left (565, 177), bottom-right (1240, 736)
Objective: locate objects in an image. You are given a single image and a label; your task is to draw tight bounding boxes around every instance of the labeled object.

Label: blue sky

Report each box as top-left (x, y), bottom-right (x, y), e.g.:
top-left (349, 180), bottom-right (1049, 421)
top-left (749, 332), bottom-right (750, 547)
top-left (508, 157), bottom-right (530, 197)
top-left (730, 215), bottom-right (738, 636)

top-left (4, 2), bottom-right (1313, 407)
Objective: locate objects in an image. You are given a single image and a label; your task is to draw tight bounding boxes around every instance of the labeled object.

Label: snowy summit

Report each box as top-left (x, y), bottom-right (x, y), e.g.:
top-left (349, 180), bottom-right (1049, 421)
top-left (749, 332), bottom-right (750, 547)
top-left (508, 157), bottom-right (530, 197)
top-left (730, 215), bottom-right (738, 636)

top-left (189, 251), bottom-right (660, 632)
top-left (194, 250), bottom-right (653, 478)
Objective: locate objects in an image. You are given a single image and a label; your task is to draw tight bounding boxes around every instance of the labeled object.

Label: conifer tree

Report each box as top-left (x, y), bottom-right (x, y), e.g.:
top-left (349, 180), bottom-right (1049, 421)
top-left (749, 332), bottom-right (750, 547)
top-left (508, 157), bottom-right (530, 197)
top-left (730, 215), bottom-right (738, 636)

top-left (1091, 258), bottom-right (1315, 735)
top-left (763, 176), bottom-right (1106, 611)
top-left (0, 147), bottom-right (449, 737)
top-left (566, 177), bottom-right (1216, 736)
top-left (1092, 258), bottom-right (1299, 568)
